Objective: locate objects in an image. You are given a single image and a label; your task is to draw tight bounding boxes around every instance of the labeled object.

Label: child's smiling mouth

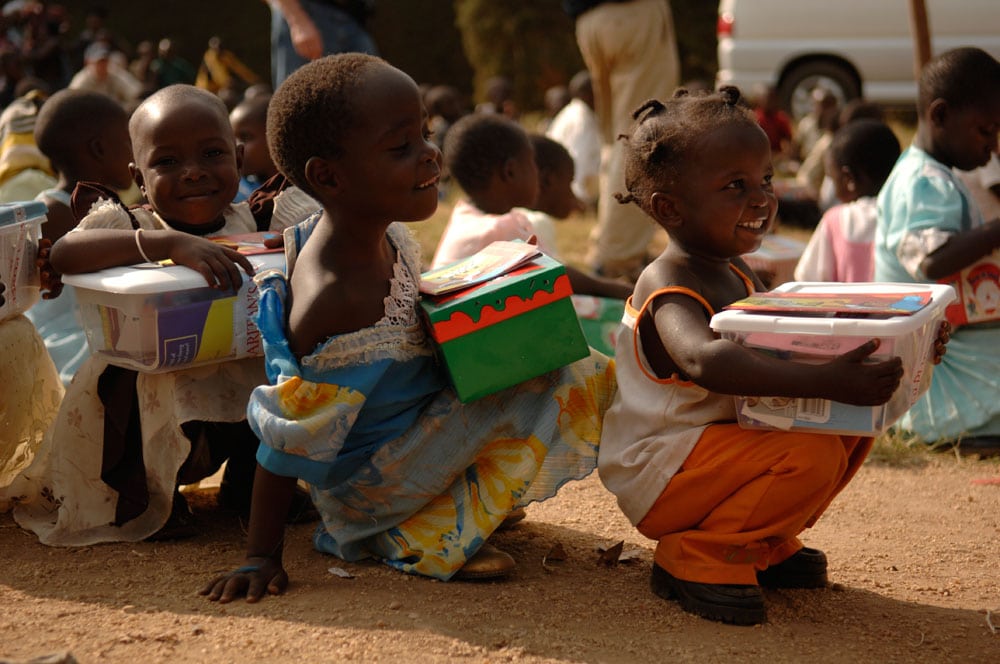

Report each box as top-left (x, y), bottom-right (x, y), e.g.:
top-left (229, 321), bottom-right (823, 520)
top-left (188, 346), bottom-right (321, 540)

top-left (415, 175), bottom-right (440, 190)
top-left (737, 217), bottom-right (767, 231)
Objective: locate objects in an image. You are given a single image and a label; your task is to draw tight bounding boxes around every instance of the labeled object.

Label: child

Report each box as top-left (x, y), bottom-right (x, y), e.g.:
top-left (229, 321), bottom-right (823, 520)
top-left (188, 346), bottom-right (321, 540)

top-left (200, 53), bottom-right (615, 602)
top-left (27, 89), bottom-right (134, 385)
top-left (520, 134), bottom-right (625, 356)
top-left (432, 113), bottom-right (631, 301)
top-left (874, 47), bottom-right (1000, 456)
top-left (0, 279), bottom-right (64, 505)
top-left (229, 93), bottom-right (278, 202)
top-left (7, 84), bottom-right (315, 546)
top-left (598, 87), bottom-right (914, 625)
top-left (794, 119), bottom-right (901, 282)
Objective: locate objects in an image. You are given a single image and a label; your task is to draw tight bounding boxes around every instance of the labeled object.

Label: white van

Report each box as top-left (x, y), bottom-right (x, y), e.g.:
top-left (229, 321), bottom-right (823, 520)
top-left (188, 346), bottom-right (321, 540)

top-left (716, 0), bottom-right (1000, 117)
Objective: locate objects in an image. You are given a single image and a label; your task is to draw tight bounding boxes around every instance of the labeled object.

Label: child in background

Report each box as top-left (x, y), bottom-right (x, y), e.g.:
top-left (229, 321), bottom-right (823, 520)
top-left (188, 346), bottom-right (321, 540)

top-left (599, 88), bottom-right (919, 625)
top-left (874, 47), bottom-right (1000, 456)
top-left (27, 89), bottom-right (134, 385)
top-left (229, 94), bottom-right (278, 202)
top-left (200, 54), bottom-right (615, 603)
top-left (519, 134), bottom-right (627, 355)
top-left (0, 279), bottom-right (64, 506)
top-left (432, 113), bottom-right (631, 301)
top-left (546, 70), bottom-right (601, 210)
top-left (6, 85), bottom-right (316, 546)
top-left (794, 119), bottom-right (901, 282)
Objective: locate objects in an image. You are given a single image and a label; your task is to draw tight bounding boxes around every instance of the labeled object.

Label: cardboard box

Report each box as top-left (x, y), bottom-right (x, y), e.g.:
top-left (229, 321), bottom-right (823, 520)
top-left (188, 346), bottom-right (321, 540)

top-left (0, 201), bottom-right (46, 322)
top-left (420, 254), bottom-right (590, 402)
top-left (937, 251), bottom-right (1000, 327)
top-left (709, 282), bottom-right (955, 436)
top-left (63, 253), bottom-right (284, 373)
top-left (741, 234), bottom-right (806, 288)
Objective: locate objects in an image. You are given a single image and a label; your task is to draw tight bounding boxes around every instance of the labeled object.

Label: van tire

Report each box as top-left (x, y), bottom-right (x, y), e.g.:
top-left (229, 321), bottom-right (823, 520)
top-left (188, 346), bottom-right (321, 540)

top-left (778, 60), bottom-right (861, 119)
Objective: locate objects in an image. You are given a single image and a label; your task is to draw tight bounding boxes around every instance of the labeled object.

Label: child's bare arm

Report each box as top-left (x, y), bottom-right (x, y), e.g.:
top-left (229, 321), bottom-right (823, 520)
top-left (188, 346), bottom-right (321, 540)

top-left (200, 467), bottom-right (296, 604)
top-left (50, 228), bottom-right (255, 291)
top-left (565, 265), bottom-right (633, 299)
top-left (653, 295), bottom-right (904, 406)
top-left (920, 219), bottom-right (1000, 280)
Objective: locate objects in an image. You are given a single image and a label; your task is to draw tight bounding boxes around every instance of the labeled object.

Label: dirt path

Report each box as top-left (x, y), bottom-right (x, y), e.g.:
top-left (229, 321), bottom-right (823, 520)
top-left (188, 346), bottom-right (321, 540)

top-left (1, 454), bottom-right (998, 663)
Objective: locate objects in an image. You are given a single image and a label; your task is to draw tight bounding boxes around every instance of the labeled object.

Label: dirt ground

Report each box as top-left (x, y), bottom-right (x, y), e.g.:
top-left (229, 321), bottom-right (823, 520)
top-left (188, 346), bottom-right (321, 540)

top-left (0, 452), bottom-right (998, 664)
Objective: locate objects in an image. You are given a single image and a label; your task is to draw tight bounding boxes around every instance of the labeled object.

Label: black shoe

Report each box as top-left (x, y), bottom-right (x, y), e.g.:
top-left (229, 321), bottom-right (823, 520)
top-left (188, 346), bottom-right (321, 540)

top-left (757, 547), bottom-right (828, 589)
top-left (955, 436), bottom-right (1000, 458)
top-left (146, 490), bottom-right (198, 541)
top-left (651, 563), bottom-right (766, 625)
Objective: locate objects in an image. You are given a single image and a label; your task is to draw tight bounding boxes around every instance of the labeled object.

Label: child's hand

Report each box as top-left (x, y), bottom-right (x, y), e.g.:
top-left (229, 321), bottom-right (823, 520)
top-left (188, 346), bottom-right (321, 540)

top-left (0, 280), bottom-right (5, 307)
top-left (821, 339), bottom-right (904, 406)
top-left (199, 556), bottom-right (288, 604)
top-left (262, 232), bottom-right (284, 250)
top-left (932, 321), bottom-right (950, 365)
top-left (36, 238), bottom-right (64, 300)
top-left (168, 233), bottom-right (256, 291)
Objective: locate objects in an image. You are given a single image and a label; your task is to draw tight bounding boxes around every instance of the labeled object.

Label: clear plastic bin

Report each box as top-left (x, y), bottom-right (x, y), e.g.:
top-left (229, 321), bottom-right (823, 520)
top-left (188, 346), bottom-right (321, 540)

top-left (709, 282), bottom-right (955, 436)
top-left (63, 252), bottom-right (284, 373)
top-left (0, 201), bottom-right (46, 322)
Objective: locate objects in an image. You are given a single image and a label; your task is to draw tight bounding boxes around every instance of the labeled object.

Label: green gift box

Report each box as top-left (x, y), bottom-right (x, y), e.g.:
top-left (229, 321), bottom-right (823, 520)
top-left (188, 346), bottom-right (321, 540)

top-left (420, 253), bottom-right (590, 402)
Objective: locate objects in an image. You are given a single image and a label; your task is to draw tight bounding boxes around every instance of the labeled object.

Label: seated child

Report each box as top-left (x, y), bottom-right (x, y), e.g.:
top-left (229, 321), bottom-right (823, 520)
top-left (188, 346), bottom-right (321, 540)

top-left (200, 53), bottom-right (615, 603)
top-left (229, 93), bottom-right (278, 202)
top-left (431, 113), bottom-right (631, 301)
top-left (874, 47), bottom-right (1000, 456)
top-left (0, 279), bottom-right (64, 505)
top-left (598, 88), bottom-right (932, 625)
top-left (26, 89), bottom-right (135, 385)
top-left (519, 134), bottom-right (627, 355)
top-left (6, 84), bottom-right (315, 546)
top-left (794, 119), bottom-right (901, 282)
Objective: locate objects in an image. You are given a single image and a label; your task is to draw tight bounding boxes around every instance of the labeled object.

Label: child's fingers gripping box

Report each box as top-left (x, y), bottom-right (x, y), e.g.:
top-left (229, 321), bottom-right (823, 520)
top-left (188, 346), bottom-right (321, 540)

top-left (709, 282), bottom-right (956, 436)
top-left (420, 253), bottom-right (590, 402)
top-left (0, 201), bottom-right (46, 322)
top-left (63, 252), bottom-right (284, 373)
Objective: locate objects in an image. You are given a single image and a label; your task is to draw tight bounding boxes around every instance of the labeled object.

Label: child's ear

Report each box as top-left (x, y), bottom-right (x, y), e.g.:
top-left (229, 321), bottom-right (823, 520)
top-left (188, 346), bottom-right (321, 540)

top-left (650, 191), bottom-right (682, 229)
top-left (88, 136), bottom-right (104, 160)
top-left (500, 156), bottom-right (518, 183)
top-left (304, 156), bottom-right (338, 196)
top-left (130, 163), bottom-right (143, 191)
top-left (927, 98), bottom-right (949, 128)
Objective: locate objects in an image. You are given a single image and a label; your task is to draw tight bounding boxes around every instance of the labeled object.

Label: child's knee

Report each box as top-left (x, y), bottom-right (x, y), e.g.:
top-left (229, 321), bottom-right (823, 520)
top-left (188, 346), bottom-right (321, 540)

top-left (779, 434), bottom-right (850, 486)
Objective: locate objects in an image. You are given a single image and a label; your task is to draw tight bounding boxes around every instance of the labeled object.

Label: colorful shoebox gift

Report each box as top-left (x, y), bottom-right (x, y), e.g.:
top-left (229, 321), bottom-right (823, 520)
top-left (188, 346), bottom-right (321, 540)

top-left (63, 251), bottom-right (284, 373)
top-left (0, 201), bottom-right (46, 322)
top-left (420, 253), bottom-right (590, 402)
top-left (709, 282), bottom-right (955, 436)
top-left (741, 233), bottom-right (807, 288)
top-left (937, 251), bottom-right (1000, 328)
top-left (571, 294), bottom-right (624, 357)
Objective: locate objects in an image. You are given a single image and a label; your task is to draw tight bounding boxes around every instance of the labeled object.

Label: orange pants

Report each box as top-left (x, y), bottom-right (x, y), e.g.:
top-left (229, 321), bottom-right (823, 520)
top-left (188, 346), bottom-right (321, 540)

top-left (637, 423), bottom-right (871, 585)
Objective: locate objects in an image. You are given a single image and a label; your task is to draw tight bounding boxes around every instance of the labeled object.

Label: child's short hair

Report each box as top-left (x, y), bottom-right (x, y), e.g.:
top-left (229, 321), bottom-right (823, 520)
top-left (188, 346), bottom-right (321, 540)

top-left (34, 89), bottom-right (128, 174)
top-left (231, 93), bottom-right (270, 126)
top-left (917, 47), bottom-right (1000, 115)
top-left (617, 86), bottom-right (759, 217)
top-left (443, 113), bottom-right (530, 194)
top-left (267, 52), bottom-right (385, 197)
top-left (828, 119), bottom-right (900, 191)
top-left (529, 133), bottom-right (573, 176)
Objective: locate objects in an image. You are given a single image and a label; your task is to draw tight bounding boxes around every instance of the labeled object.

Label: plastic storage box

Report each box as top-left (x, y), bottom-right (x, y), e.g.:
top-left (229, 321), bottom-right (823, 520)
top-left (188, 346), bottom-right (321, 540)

top-left (0, 201), bottom-right (46, 322)
top-left (709, 281), bottom-right (955, 436)
top-left (63, 252), bottom-right (284, 373)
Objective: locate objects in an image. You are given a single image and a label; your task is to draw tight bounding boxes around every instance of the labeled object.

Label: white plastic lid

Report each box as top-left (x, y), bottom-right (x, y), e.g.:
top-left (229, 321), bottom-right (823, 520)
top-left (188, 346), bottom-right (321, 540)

top-left (62, 252), bottom-right (284, 294)
top-left (710, 282), bottom-right (957, 336)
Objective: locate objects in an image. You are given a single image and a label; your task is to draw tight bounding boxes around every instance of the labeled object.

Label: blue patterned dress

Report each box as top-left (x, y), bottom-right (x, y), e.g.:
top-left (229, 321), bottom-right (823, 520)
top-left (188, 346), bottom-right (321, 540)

top-left (248, 215), bottom-right (616, 579)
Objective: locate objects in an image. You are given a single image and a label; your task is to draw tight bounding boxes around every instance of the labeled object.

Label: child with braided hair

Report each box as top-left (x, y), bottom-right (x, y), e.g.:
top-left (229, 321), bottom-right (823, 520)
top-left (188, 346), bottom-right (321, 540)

top-left (596, 87), bottom-right (946, 625)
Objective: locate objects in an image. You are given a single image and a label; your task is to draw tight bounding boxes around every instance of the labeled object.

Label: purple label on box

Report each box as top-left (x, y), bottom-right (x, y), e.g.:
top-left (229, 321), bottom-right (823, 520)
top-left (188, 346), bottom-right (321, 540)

top-left (158, 299), bottom-right (213, 367)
